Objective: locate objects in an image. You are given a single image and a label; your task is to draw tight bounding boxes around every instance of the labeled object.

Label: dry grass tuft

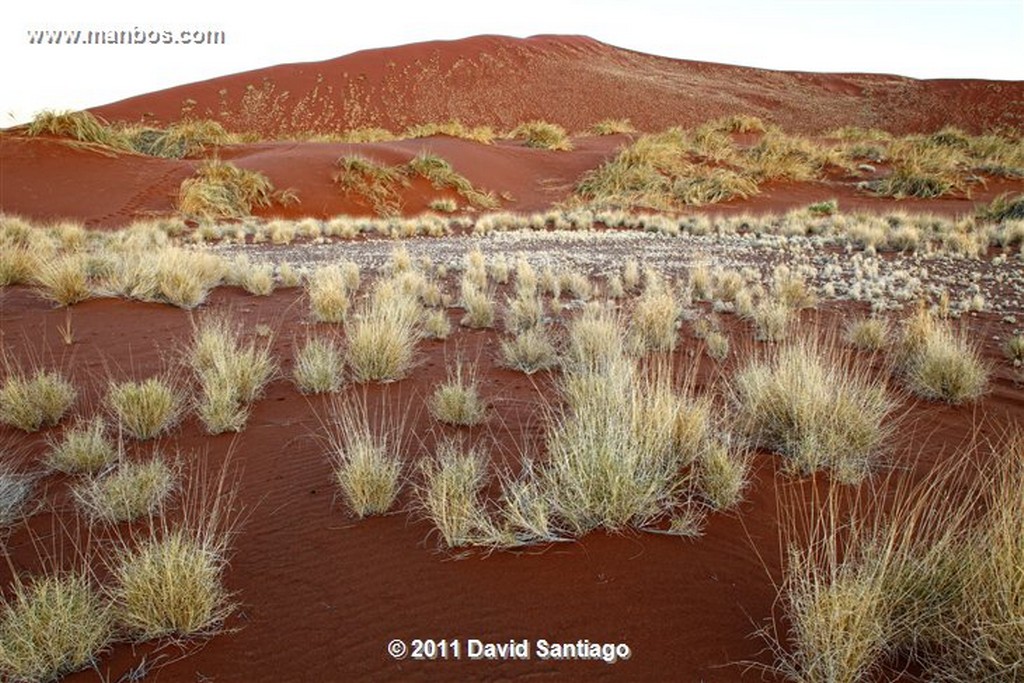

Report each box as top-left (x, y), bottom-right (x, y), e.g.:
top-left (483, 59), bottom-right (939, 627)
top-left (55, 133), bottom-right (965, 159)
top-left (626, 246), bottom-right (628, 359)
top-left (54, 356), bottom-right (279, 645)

top-left (895, 309), bottom-right (988, 404)
top-left (697, 439), bottom-right (750, 510)
top-left (732, 337), bottom-right (895, 482)
top-left (501, 328), bottom-right (560, 374)
top-left (845, 317), bottom-right (889, 351)
top-left (630, 280), bottom-right (681, 353)
top-left (74, 458), bottom-right (175, 523)
top-left (109, 459), bottom-right (241, 641)
top-left (107, 376), bottom-right (184, 440)
top-left (306, 262), bottom-right (358, 323)
top-left (0, 466), bottom-right (33, 527)
top-left (429, 363), bottom-right (486, 427)
top-left (177, 160), bottom-right (277, 219)
top-left (293, 336), bottom-right (345, 394)
top-left (345, 279), bottom-right (423, 382)
top-left (459, 280), bottom-right (495, 329)
top-left (0, 571), bottom-right (112, 682)
top-left (417, 440), bottom-right (492, 548)
top-left (510, 121), bottom-right (573, 151)
top-left (34, 254), bottom-right (92, 306)
top-left (590, 119), bottom-right (635, 135)
top-left (46, 417), bottom-right (115, 474)
top-left (324, 394), bottom-right (404, 518)
top-left (190, 316), bottom-right (276, 434)
top-left (0, 367), bottom-right (76, 432)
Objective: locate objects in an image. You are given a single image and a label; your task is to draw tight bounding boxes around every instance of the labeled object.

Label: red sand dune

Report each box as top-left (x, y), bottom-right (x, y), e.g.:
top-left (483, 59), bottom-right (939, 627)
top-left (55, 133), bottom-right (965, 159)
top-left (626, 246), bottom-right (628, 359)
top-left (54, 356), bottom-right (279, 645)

top-left (3, 34), bottom-right (1022, 228)
top-left (91, 34), bottom-right (1024, 136)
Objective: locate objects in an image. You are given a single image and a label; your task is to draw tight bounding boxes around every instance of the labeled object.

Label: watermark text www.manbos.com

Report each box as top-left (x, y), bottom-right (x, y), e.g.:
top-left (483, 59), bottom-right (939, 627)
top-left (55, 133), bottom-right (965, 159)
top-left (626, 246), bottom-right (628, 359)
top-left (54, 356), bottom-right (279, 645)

top-left (26, 28), bottom-right (226, 46)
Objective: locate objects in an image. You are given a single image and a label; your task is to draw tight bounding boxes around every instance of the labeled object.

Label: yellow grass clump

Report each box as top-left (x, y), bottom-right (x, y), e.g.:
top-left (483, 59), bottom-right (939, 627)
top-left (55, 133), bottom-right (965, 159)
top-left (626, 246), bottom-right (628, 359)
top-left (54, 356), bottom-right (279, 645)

top-left (107, 376), bottom-right (184, 440)
top-left (46, 417), bottom-right (115, 474)
top-left (0, 367), bottom-right (76, 432)
top-left (324, 394), bottom-right (404, 518)
top-left (0, 572), bottom-right (112, 682)
top-left (732, 337), bottom-right (895, 483)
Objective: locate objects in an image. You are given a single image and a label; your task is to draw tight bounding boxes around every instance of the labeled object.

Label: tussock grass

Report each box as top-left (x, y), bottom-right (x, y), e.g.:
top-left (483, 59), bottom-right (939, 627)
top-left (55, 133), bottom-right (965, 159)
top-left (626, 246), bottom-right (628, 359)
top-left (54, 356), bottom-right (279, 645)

top-left (673, 168), bottom-right (759, 205)
top-left (324, 393), bottom-right (404, 517)
top-left (46, 417), bottom-right (115, 474)
top-left (845, 317), bottom-right (889, 351)
top-left (429, 363), bottom-right (486, 427)
top-left (109, 459), bottom-right (240, 640)
top-left (227, 256), bottom-right (274, 296)
top-left (542, 359), bottom-right (698, 532)
top-left (504, 293), bottom-right (543, 333)
top-left (977, 192), bottom-right (1024, 222)
top-left (417, 440), bottom-right (492, 548)
top-left (0, 367), bottom-right (76, 432)
top-left (765, 434), bottom-right (1024, 683)
top-left (123, 119), bottom-right (233, 158)
top-left (1005, 334), bottom-right (1024, 363)
top-left (102, 247), bottom-right (226, 309)
top-left (947, 435), bottom-right (1024, 679)
top-left (459, 280), bottom-right (495, 329)
top-left (630, 281), bottom-right (680, 353)
top-left (743, 131), bottom-right (827, 182)
top-left (407, 152), bottom-right (499, 210)
top-left (0, 571), bottom-right (112, 682)
top-left (190, 316), bottom-right (276, 434)
top-left (74, 458), bottom-right (175, 523)
top-left (178, 160), bottom-right (276, 219)
top-left (501, 328), bottom-right (559, 374)
top-left (896, 310), bottom-right (988, 404)
top-left (751, 299), bottom-right (792, 342)
top-left (333, 155), bottom-right (408, 216)
top-left (306, 263), bottom-right (357, 323)
top-left (107, 376), bottom-right (184, 440)
top-left (563, 303), bottom-right (626, 374)
top-left (510, 121), bottom-right (573, 151)
top-left (33, 254), bottom-right (92, 306)
top-left (590, 119), bottom-right (635, 135)
top-left (732, 337), bottom-right (895, 482)
top-left (27, 109), bottom-right (127, 149)
top-left (697, 439), bottom-right (750, 510)
top-left (345, 279), bottom-right (423, 382)
top-left (422, 309), bottom-right (452, 340)
top-left (293, 336), bottom-right (345, 394)
top-left (704, 330), bottom-right (730, 361)
top-left (403, 120), bottom-right (495, 144)
top-left (0, 247), bottom-right (42, 287)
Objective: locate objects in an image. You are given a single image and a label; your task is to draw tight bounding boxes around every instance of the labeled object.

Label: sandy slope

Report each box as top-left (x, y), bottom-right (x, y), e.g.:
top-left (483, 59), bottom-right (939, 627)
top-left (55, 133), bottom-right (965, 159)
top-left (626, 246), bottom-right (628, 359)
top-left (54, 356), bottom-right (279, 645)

top-left (91, 35), bottom-right (1024, 136)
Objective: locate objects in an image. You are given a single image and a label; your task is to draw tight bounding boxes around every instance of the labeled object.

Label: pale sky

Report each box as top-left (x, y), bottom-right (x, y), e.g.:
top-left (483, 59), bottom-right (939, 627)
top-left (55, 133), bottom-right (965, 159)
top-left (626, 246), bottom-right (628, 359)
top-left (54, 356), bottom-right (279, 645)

top-left (2, 0), bottom-right (1021, 126)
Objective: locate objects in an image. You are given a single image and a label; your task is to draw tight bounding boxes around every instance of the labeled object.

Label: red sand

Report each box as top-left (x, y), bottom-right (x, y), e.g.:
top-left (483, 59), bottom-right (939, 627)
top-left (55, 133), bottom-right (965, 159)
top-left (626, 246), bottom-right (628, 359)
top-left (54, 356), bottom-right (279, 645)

top-left (0, 286), bottom-right (1020, 682)
top-left (2, 131), bottom-right (1021, 229)
top-left (90, 35), bottom-right (1024, 137)
top-left (1, 34), bottom-right (1023, 682)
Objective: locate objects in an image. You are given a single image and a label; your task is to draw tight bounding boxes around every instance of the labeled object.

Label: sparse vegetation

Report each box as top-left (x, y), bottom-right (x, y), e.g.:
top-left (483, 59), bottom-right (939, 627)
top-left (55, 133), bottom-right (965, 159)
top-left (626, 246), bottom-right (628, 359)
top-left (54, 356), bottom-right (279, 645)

top-left (510, 121), bottom-right (573, 151)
